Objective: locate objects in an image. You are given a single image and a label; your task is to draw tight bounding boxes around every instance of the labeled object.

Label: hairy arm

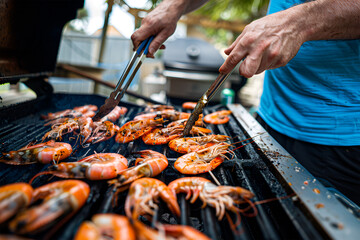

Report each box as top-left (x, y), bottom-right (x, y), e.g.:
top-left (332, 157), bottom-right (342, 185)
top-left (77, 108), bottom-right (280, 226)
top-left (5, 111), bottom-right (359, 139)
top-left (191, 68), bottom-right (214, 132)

top-left (220, 0), bottom-right (360, 77)
top-left (131, 0), bottom-right (208, 56)
top-left (302, 0), bottom-right (360, 40)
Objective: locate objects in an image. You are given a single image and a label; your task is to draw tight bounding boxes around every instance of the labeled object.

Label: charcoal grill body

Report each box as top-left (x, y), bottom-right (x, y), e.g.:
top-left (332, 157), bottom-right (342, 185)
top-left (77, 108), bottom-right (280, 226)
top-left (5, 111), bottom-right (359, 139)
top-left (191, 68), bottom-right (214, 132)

top-left (0, 93), bottom-right (358, 239)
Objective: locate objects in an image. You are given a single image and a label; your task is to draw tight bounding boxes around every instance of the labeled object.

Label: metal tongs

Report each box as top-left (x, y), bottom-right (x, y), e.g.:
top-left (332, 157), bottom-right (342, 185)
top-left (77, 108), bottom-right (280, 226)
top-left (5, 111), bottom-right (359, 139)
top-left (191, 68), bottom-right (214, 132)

top-left (183, 68), bottom-right (235, 136)
top-left (93, 36), bottom-right (154, 121)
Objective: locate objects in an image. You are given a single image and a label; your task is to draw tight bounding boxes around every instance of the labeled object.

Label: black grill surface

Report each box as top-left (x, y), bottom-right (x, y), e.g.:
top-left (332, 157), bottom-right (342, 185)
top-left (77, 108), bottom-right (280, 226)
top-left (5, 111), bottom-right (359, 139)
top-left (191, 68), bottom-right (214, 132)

top-left (0, 93), bottom-right (328, 240)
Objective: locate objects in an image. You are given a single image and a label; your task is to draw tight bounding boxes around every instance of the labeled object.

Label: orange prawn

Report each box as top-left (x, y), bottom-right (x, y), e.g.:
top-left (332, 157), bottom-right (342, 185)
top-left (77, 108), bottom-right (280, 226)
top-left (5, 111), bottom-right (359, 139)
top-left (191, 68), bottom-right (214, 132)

top-left (115, 118), bottom-right (164, 143)
top-left (73, 104), bottom-right (98, 113)
top-left (169, 134), bottom-right (230, 154)
top-left (144, 104), bottom-right (174, 113)
top-left (74, 213), bottom-right (136, 240)
top-left (109, 150), bottom-right (168, 187)
top-left (162, 224), bottom-right (211, 240)
top-left (204, 110), bottom-right (232, 124)
top-left (87, 121), bottom-right (120, 144)
top-left (30, 153), bottom-right (128, 182)
top-left (142, 125), bottom-right (183, 145)
top-left (168, 177), bottom-right (255, 221)
top-left (133, 220), bottom-right (211, 240)
top-left (9, 180), bottom-right (90, 235)
top-left (77, 117), bottom-right (94, 145)
top-left (100, 106), bottom-right (127, 122)
top-left (142, 122), bottom-right (211, 145)
top-left (125, 178), bottom-right (180, 220)
top-left (134, 109), bottom-right (180, 121)
top-left (43, 117), bottom-right (94, 144)
top-left (182, 101), bottom-right (197, 110)
top-left (0, 183), bottom-right (33, 224)
top-left (42, 104), bottom-right (98, 120)
top-left (42, 118), bottom-right (80, 141)
top-left (174, 143), bottom-right (232, 174)
top-left (0, 140), bottom-right (72, 165)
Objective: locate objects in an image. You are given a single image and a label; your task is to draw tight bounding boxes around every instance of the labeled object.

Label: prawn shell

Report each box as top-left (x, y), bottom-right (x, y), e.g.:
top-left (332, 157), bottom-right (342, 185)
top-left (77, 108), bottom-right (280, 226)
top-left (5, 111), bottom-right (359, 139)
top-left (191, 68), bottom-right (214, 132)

top-left (125, 178), bottom-right (180, 219)
top-left (0, 183), bottom-right (34, 224)
top-left (142, 128), bottom-right (182, 145)
top-left (80, 153), bottom-right (128, 180)
top-left (74, 214), bottom-right (135, 240)
top-left (182, 102), bottom-right (197, 110)
top-left (0, 140), bottom-right (72, 165)
top-left (204, 110), bottom-right (232, 124)
top-left (174, 155), bottom-right (224, 174)
top-left (9, 180), bottom-right (90, 235)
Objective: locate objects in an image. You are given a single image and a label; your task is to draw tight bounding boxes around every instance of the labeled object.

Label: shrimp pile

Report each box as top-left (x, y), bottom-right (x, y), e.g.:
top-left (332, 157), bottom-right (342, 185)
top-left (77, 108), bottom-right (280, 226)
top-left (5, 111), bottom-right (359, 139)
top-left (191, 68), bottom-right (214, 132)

top-left (0, 101), bottom-right (247, 238)
top-left (42, 106), bottom-right (128, 145)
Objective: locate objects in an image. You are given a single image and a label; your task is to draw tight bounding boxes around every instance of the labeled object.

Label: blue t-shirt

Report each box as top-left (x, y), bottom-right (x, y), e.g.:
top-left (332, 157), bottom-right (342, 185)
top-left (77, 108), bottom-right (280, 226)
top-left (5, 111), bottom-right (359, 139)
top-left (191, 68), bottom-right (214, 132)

top-left (257, 0), bottom-right (360, 146)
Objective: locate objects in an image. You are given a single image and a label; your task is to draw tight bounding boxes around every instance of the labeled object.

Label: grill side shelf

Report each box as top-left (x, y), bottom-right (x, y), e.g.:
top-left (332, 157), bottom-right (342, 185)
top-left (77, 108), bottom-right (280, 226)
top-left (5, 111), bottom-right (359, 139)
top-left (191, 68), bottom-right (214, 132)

top-left (227, 103), bottom-right (360, 239)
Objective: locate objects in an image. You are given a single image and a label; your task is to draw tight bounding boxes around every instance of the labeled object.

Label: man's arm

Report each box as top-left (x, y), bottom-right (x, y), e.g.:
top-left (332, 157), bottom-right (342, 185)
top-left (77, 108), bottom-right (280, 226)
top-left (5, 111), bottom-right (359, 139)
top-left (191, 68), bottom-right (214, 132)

top-left (220, 0), bottom-right (360, 78)
top-left (131, 0), bottom-right (208, 57)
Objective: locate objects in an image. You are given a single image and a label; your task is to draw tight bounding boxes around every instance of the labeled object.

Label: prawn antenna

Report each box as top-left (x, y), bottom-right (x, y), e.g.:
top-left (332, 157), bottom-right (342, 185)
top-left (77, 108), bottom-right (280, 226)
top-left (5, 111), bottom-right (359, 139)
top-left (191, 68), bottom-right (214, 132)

top-left (29, 171), bottom-right (54, 185)
top-left (208, 170), bottom-right (221, 186)
top-left (230, 140), bottom-right (255, 152)
top-left (226, 211), bottom-right (244, 235)
top-left (254, 193), bottom-right (296, 206)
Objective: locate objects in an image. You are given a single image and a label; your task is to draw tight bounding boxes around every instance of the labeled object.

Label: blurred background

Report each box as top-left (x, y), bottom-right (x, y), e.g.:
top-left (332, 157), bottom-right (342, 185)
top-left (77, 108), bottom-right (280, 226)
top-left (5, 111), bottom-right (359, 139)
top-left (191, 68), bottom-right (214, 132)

top-left (0, 0), bottom-right (268, 111)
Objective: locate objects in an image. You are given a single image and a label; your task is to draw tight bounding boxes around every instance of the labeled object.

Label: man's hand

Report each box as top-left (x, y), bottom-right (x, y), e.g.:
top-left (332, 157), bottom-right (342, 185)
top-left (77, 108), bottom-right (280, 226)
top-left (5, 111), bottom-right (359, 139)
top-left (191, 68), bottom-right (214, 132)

top-left (220, 9), bottom-right (306, 78)
top-left (220, 0), bottom-right (360, 78)
top-left (131, 0), bottom-right (208, 58)
top-left (131, 1), bottom-right (185, 58)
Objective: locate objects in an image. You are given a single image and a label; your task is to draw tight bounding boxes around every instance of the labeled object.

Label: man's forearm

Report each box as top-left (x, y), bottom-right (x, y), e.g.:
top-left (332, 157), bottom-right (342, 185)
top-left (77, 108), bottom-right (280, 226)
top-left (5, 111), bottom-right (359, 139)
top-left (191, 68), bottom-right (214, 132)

top-left (291, 0), bottom-right (360, 41)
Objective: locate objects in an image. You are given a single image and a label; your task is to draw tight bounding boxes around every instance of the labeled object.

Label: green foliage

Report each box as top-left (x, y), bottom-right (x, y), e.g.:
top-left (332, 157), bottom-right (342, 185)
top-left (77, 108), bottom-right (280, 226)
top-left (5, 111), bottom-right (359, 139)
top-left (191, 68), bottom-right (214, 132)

top-left (195, 0), bottom-right (269, 21)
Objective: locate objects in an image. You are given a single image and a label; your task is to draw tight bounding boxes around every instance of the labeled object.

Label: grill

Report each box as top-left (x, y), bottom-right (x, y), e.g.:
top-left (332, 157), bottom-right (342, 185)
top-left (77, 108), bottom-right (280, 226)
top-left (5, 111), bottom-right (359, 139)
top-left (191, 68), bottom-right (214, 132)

top-left (0, 93), bottom-right (358, 239)
top-left (1, 0), bottom-right (359, 238)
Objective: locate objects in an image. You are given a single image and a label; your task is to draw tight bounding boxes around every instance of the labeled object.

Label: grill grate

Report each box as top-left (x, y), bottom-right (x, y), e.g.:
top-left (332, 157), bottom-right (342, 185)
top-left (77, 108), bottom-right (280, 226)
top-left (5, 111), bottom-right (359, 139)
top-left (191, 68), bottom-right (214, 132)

top-left (0, 93), bottom-right (328, 239)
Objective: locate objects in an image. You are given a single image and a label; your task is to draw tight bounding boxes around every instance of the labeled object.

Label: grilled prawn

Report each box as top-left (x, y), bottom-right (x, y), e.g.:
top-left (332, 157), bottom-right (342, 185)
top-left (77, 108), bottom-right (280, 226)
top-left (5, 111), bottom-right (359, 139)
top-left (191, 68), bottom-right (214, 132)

top-left (74, 213), bottom-right (135, 240)
top-left (168, 177), bottom-right (255, 220)
top-left (30, 153), bottom-right (128, 182)
top-left (169, 134), bottom-right (230, 154)
top-left (125, 178), bottom-right (180, 220)
top-left (0, 183), bottom-right (33, 224)
top-left (9, 180), bottom-right (90, 235)
top-left (174, 142), bottom-right (232, 174)
top-left (0, 140), bottom-right (72, 165)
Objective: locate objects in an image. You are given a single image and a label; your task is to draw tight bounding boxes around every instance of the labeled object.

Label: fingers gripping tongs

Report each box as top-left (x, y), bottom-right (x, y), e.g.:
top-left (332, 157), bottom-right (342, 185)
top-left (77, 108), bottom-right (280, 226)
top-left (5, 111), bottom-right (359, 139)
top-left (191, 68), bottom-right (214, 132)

top-left (183, 68), bottom-right (235, 136)
top-left (93, 36), bottom-right (154, 121)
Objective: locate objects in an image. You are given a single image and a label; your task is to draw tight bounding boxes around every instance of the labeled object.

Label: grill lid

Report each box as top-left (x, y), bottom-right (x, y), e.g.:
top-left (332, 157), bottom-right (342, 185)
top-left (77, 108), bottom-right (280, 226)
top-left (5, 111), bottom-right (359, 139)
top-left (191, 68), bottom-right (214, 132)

top-left (162, 38), bottom-right (225, 73)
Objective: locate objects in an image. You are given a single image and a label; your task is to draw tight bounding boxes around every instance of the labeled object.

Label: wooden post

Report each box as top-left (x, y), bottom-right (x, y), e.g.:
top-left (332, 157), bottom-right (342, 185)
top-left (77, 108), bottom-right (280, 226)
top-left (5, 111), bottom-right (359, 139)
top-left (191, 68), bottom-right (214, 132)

top-left (98, 0), bottom-right (114, 64)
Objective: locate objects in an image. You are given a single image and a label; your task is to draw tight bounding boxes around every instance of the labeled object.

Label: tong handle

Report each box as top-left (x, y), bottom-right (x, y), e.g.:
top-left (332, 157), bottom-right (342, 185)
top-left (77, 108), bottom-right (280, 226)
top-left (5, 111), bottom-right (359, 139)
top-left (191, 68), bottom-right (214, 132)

top-left (136, 36), bottom-right (154, 55)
